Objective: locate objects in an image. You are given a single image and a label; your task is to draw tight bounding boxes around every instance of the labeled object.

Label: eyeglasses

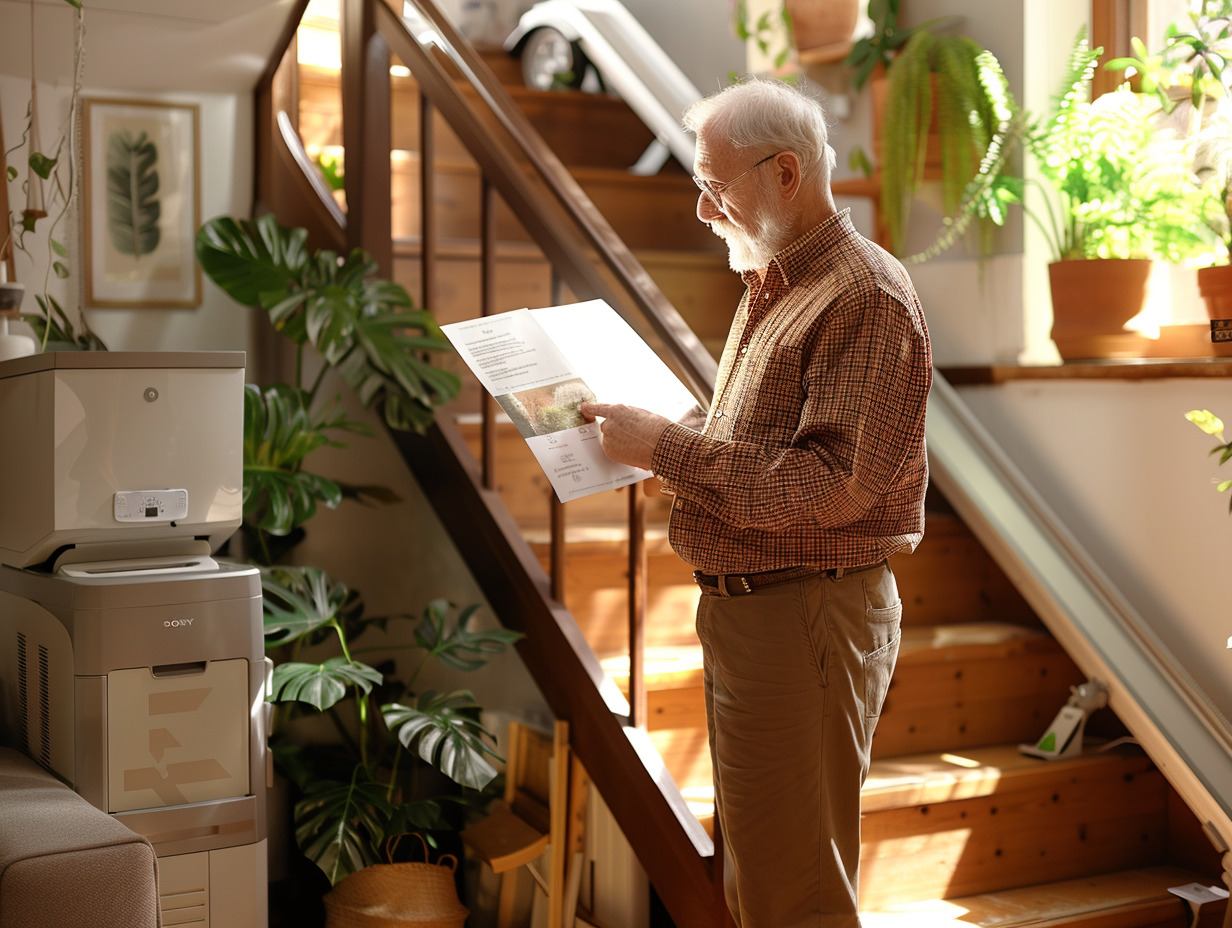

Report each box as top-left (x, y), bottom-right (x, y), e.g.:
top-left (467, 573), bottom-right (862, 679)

top-left (692, 151), bottom-right (782, 213)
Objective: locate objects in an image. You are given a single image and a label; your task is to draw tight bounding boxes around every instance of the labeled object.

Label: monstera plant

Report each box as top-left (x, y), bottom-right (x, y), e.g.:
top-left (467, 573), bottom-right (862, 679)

top-left (195, 213), bottom-right (520, 884)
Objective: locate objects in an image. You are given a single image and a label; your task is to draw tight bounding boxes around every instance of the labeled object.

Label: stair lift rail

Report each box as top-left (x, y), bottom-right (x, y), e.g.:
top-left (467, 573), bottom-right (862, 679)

top-left (927, 373), bottom-right (1232, 864)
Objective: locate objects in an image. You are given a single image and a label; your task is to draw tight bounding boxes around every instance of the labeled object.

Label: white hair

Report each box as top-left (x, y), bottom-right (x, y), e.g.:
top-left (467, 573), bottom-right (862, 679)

top-left (682, 79), bottom-right (837, 186)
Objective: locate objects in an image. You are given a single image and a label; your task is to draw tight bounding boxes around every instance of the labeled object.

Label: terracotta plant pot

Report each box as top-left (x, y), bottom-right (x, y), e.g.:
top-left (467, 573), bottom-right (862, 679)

top-left (1048, 258), bottom-right (1152, 360)
top-left (785, 0), bottom-right (860, 58)
top-left (1196, 263), bottom-right (1232, 356)
top-left (1198, 263), bottom-right (1232, 320)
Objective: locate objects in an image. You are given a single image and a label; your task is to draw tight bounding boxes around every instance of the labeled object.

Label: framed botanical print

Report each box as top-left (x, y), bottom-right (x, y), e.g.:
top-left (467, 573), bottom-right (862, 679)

top-left (82, 98), bottom-right (201, 308)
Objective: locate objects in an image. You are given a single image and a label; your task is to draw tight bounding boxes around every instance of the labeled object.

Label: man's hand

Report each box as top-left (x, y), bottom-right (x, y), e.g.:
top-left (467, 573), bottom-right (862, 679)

top-left (580, 403), bottom-right (671, 470)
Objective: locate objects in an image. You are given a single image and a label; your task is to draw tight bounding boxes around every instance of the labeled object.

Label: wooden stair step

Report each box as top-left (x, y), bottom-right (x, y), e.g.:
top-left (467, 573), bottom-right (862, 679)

top-left (650, 745), bottom-right (1198, 915)
top-left (860, 742), bottom-right (1155, 813)
top-left (876, 622), bottom-right (1086, 758)
top-left (301, 61), bottom-right (659, 172)
top-left (618, 623), bottom-right (1082, 757)
top-left (861, 865), bottom-right (1227, 927)
top-left (860, 744), bottom-right (1169, 907)
top-left (390, 155), bottom-right (721, 253)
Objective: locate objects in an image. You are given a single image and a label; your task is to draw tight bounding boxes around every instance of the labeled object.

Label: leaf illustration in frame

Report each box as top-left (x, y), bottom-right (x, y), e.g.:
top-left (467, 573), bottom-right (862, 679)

top-left (106, 129), bottom-right (161, 258)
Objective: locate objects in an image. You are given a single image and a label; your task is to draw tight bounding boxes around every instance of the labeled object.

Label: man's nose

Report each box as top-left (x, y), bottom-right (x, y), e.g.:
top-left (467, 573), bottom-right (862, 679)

top-left (697, 191), bottom-right (724, 223)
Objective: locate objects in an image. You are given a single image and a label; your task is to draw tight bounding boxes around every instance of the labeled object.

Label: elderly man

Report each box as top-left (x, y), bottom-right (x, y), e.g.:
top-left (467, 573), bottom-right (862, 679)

top-left (581, 79), bottom-right (931, 927)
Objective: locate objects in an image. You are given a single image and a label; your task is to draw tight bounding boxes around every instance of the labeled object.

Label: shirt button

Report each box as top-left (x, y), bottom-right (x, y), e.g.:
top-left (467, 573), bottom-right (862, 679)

top-left (713, 410), bottom-right (724, 419)
top-left (740, 345), bottom-right (748, 354)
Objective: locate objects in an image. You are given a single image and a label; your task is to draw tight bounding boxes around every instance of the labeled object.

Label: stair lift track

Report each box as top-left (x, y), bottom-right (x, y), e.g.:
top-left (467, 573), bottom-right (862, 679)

top-left (927, 374), bottom-right (1232, 858)
top-left (503, 0), bottom-right (701, 175)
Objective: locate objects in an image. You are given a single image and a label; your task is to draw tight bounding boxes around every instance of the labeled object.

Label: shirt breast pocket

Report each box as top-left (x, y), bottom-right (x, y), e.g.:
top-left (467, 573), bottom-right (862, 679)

top-left (736, 345), bottom-right (804, 439)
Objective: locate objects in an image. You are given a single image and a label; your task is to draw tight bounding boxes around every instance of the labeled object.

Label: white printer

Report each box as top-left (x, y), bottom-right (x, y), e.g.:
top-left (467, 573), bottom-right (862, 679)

top-left (0, 351), bottom-right (269, 928)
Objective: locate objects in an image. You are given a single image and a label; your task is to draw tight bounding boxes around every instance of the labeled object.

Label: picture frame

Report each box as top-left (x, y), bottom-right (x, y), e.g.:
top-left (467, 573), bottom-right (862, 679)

top-left (82, 98), bottom-right (201, 308)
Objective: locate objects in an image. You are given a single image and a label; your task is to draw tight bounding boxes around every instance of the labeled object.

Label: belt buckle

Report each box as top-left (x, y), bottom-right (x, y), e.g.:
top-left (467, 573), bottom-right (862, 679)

top-left (718, 574), bottom-right (753, 597)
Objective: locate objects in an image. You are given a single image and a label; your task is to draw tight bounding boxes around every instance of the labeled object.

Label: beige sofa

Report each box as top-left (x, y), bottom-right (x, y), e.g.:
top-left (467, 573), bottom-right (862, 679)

top-left (0, 747), bottom-right (159, 928)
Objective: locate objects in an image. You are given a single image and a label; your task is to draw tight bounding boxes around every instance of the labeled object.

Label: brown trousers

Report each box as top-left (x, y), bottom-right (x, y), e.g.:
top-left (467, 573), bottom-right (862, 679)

top-left (695, 563), bottom-right (902, 928)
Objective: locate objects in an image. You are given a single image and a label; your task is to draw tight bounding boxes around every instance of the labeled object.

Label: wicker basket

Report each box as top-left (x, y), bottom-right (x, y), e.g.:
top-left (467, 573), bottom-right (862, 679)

top-left (323, 835), bottom-right (469, 928)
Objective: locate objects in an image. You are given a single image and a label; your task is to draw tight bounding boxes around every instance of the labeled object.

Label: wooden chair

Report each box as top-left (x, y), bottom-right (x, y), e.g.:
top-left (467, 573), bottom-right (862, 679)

top-left (462, 719), bottom-right (588, 928)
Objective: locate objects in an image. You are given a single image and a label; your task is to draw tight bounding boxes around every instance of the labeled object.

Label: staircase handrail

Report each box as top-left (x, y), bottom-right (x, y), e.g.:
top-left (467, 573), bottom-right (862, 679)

top-left (927, 373), bottom-right (1232, 852)
top-left (387, 0), bottom-right (717, 403)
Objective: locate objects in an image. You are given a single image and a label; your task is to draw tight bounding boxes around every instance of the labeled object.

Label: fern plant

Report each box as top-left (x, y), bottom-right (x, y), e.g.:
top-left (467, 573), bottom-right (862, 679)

top-left (879, 30), bottom-right (1019, 258)
top-left (1024, 32), bottom-right (1209, 263)
top-left (917, 29), bottom-right (1214, 266)
top-left (1107, 0), bottom-right (1232, 263)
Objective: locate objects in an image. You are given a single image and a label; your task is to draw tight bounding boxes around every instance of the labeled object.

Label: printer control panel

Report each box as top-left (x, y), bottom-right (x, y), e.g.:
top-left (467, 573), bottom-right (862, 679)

top-left (114, 489), bottom-right (189, 523)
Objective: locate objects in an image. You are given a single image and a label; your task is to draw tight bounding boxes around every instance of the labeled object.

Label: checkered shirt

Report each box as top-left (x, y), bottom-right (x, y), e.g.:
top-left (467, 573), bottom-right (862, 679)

top-left (651, 210), bottom-right (932, 574)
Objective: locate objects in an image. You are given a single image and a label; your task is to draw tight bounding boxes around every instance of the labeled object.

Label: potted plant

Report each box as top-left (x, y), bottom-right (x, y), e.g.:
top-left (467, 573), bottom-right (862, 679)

top-left (1108, 1), bottom-right (1232, 322)
top-left (876, 29), bottom-right (1019, 258)
top-left (933, 31), bottom-right (1210, 357)
top-left (194, 213), bottom-right (521, 888)
top-left (733, 0), bottom-right (862, 73)
top-left (843, 0), bottom-right (924, 90)
top-left (1027, 32), bottom-right (1212, 358)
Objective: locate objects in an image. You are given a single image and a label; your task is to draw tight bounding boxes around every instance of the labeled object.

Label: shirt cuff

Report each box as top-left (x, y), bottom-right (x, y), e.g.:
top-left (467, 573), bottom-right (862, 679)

top-left (651, 421), bottom-right (706, 491)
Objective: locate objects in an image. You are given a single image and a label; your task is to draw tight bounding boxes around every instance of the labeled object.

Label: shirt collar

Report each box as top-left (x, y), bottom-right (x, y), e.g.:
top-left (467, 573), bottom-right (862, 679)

top-left (740, 208), bottom-right (855, 292)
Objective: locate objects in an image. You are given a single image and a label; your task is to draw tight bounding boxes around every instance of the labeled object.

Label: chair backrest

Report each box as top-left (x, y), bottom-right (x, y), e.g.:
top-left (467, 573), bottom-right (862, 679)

top-left (503, 720), bottom-right (568, 838)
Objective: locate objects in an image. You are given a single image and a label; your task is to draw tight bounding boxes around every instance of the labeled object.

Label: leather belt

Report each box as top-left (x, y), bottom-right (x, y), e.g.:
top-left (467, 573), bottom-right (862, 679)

top-left (692, 562), bottom-right (884, 597)
top-left (692, 565), bottom-right (821, 596)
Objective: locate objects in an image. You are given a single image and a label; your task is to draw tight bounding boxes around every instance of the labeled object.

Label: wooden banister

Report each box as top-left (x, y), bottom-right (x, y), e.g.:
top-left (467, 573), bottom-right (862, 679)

top-left (376, 0), bottom-right (716, 403)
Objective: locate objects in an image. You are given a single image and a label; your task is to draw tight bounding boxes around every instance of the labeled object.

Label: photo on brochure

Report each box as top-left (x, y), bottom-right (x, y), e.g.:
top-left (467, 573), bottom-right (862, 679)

top-left (495, 377), bottom-right (597, 439)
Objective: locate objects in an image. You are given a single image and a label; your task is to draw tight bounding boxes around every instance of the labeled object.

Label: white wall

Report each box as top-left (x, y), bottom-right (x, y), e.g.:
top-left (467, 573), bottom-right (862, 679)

top-left (958, 377), bottom-right (1232, 721)
top-left (0, 79), bottom-right (257, 357)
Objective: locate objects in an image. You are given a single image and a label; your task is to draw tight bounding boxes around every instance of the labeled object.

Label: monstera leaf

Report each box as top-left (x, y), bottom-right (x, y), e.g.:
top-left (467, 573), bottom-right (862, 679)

top-left (294, 773), bottom-right (393, 884)
top-left (270, 656), bottom-right (383, 712)
top-left (383, 691), bottom-right (500, 791)
top-left (243, 384), bottom-right (369, 537)
top-left (106, 129), bottom-right (161, 258)
top-left (413, 599), bottom-right (523, 672)
top-left (261, 565), bottom-right (358, 647)
top-left (195, 214), bottom-right (460, 433)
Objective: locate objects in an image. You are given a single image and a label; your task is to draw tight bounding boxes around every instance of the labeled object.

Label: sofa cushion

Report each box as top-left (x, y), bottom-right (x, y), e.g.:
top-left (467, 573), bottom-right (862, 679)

top-left (0, 747), bottom-right (159, 928)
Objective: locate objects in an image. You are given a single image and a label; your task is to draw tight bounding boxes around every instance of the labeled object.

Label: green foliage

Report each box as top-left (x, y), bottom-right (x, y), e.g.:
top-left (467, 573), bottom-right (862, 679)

top-left (315, 152), bottom-right (345, 192)
top-left (261, 566), bottom-right (521, 883)
top-left (1107, 2), bottom-right (1232, 262)
top-left (880, 31), bottom-right (1019, 258)
top-left (923, 28), bottom-right (1218, 266)
top-left (241, 384), bottom-right (365, 544)
top-left (1185, 408), bottom-right (1232, 511)
top-left (195, 212), bottom-right (507, 886)
top-left (732, 0), bottom-right (793, 72)
top-left (4, 0), bottom-right (96, 350)
top-left (1025, 31), bottom-right (1210, 262)
top-left (843, 0), bottom-right (954, 91)
top-left (195, 214), bottom-right (460, 433)
top-left (384, 691), bottom-right (502, 791)
top-left (294, 773), bottom-right (394, 883)
top-left (21, 294), bottom-right (107, 352)
top-left (413, 600), bottom-right (522, 672)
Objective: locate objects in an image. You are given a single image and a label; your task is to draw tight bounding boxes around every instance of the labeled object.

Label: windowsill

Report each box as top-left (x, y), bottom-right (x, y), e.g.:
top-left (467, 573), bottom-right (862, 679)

top-left (941, 357), bottom-right (1232, 385)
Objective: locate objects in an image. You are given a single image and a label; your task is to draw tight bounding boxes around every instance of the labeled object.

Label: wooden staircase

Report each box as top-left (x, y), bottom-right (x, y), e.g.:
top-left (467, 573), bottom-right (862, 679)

top-left (270, 7), bottom-right (1229, 925)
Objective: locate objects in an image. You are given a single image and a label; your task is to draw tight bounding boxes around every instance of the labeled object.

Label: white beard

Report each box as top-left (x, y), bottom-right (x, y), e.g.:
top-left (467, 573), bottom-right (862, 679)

top-left (710, 196), bottom-right (795, 273)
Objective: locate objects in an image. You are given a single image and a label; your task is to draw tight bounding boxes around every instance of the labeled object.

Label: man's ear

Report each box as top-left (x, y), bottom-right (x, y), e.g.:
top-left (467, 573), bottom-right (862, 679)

top-left (770, 151), bottom-right (803, 201)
